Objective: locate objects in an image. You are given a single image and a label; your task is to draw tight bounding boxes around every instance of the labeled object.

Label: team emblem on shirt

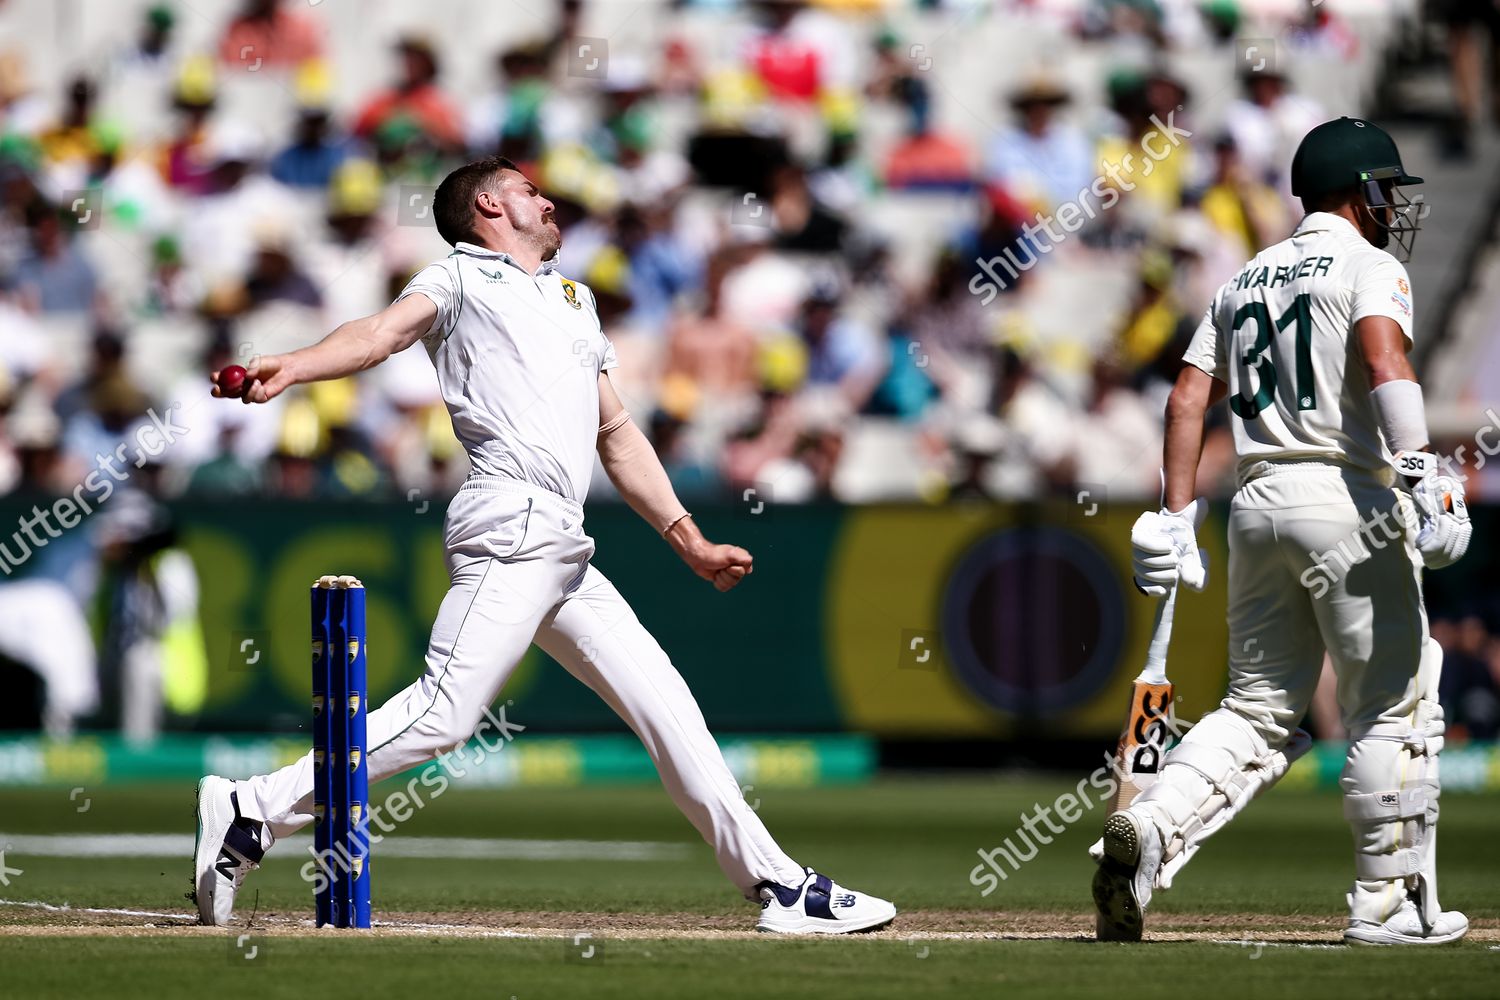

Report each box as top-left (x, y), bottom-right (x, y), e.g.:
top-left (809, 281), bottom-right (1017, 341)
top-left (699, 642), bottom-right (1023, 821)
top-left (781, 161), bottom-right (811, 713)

top-left (560, 277), bottom-right (583, 309)
top-left (1397, 277), bottom-right (1409, 295)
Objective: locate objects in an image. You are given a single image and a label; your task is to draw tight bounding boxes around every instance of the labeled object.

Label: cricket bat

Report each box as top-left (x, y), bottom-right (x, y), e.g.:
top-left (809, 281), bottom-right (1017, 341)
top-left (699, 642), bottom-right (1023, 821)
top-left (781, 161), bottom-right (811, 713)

top-left (1105, 585), bottom-right (1178, 812)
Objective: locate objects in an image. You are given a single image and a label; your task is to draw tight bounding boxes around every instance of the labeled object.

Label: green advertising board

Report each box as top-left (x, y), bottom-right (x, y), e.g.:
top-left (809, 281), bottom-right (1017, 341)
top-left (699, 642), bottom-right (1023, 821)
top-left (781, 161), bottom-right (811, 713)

top-left (0, 732), bottom-right (875, 789)
top-left (2, 497), bottom-right (1495, 740)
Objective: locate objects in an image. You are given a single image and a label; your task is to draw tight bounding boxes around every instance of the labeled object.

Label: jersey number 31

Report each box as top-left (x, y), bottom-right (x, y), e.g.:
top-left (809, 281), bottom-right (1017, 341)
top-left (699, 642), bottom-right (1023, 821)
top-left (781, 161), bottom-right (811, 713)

top-left (1229, 293), bottom-right (1315, 421)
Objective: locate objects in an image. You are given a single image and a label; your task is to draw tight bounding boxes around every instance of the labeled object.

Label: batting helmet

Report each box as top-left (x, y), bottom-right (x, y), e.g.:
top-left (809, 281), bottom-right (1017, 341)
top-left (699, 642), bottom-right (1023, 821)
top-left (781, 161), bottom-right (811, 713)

top-left (1290, 117), bottom-right (1425, 259)
top-left (1290, 117), bottom-right (1422, 198)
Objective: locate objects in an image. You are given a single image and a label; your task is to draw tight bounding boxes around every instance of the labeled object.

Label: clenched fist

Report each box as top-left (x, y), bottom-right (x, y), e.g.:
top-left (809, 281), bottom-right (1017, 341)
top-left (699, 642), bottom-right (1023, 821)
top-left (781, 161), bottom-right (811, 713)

top-left (684, 541), bottom-right (754, 592)
top-left (665, 516), bottom-right (754, 592)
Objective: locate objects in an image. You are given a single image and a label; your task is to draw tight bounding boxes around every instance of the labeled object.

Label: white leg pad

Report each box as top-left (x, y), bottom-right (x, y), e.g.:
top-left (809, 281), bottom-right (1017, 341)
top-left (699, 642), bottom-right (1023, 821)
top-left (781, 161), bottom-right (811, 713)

top-left (1343, 688), bottom-right (1446, 927)
top-left (1132, 708), bottom-right (1311, 889)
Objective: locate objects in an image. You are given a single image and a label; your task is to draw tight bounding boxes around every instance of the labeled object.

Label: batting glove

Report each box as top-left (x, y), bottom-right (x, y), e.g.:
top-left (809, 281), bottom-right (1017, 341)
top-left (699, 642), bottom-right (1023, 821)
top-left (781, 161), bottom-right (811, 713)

top-left (1411, 473), bottom-right (1471, 570)
top-left (1131, 498), bottom-right (1209, 596)
top-left (1394, 451), bottom-right (1472, 570)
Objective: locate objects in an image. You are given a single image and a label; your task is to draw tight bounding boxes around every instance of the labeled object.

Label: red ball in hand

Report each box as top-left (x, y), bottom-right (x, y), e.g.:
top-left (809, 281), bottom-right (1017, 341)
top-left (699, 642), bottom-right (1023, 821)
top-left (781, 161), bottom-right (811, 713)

top-left (218, 365), bottom-right (248, 398)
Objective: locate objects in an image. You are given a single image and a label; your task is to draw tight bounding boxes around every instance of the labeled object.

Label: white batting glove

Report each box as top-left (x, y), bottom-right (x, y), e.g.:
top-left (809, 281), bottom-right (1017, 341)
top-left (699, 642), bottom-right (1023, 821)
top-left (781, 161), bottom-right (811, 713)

top-left (1131, 498), bottom-right (1209, 596)
top-left (1410, 472), bottom-right (1471, 569)
top-left (1394, 451), bottom-right (1472, 570)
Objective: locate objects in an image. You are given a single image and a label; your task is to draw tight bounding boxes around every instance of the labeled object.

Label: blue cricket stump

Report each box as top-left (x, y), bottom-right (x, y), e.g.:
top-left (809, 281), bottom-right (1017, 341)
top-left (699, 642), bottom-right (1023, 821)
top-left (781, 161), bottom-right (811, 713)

top-left (312, 575), bottom-right (371, 928)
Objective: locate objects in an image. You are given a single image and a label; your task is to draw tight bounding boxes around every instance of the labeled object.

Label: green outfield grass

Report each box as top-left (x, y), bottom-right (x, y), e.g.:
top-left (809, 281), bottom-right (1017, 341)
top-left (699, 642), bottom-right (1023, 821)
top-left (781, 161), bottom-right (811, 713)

top-left (6, 935), bottom-right (1500, 1000)
top-left (1, 777), bottom-right (1496, 998)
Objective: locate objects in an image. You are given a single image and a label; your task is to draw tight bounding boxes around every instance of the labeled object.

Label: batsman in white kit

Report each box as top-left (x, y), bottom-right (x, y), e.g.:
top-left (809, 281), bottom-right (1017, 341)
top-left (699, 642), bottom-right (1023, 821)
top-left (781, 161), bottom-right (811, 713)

top-left (1092, 119), bottom-right (1472, 945)
top-left (192, 156), bottom-right (896, 934)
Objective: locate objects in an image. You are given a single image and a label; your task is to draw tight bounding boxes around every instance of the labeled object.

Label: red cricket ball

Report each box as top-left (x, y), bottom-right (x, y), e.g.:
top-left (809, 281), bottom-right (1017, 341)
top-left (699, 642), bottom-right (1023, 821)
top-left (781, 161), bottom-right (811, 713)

top-left (218, 365), bottom-right (248, 398)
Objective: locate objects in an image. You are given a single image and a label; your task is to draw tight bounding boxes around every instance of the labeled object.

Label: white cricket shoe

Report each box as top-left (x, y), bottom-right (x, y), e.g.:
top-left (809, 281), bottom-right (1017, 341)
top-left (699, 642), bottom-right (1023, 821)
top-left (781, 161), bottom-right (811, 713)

top-left (192, 775), bottom-right (272, 926)
top-left (755, 867), bottom-right (897, 934)
top-left (1092, 808), bottom-right (1163, 942)
top-left (1345, 897), bottom-right (1469, 946)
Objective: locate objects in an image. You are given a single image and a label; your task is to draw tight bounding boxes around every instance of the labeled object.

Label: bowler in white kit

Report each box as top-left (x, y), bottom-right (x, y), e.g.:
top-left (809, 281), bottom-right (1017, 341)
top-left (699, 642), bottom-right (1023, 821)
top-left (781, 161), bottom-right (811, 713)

top-left (192, 156), bottom-right (897, 935)
top-left (1092, 118), bottom-right (1472, 945)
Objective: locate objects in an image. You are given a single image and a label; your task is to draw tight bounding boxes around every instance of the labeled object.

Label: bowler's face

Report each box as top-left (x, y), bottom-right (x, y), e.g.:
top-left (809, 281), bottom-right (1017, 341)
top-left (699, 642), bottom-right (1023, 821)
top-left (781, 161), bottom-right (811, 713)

top-left (497, 170), bottom-right (561, 254)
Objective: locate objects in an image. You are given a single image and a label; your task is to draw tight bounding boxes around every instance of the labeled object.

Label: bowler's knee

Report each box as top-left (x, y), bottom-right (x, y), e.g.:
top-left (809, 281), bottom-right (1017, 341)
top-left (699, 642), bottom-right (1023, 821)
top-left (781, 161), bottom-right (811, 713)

top-left (406, 705), bottom-right (486, 757)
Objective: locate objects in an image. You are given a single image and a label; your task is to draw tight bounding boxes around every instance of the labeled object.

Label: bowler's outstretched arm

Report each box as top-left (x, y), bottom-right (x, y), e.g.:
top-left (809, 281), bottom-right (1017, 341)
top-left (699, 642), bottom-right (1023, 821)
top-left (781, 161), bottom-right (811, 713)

top-left (210, 294), bottom-right (439, 404)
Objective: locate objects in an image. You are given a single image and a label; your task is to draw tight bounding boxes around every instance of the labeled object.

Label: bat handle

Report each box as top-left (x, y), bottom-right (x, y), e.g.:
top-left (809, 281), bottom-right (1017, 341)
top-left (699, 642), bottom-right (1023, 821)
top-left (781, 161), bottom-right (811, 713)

top-left (1142, 585), bottom-right (1176, 684)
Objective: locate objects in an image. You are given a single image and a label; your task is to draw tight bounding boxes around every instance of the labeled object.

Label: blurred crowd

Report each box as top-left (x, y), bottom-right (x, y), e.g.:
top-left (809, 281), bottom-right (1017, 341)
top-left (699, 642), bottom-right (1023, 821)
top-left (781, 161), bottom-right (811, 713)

top-left (1433, 606), bottom-right (1500, 743)
top-left (0, 0), bottom-right (1424, 508)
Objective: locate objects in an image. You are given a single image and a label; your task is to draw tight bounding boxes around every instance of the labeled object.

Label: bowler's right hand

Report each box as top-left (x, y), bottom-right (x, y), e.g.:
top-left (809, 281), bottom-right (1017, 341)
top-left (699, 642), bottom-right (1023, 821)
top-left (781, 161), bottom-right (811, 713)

top-left (212, 355), bottom-right (296, 404)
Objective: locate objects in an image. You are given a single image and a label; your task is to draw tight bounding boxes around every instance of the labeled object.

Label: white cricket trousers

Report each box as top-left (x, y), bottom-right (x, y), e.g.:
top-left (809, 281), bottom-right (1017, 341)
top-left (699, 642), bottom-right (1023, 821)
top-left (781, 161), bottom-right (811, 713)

top-left (1221, 460), bottom-right (1429, 744)
top-left (237, 478), bottom-right (805, 894)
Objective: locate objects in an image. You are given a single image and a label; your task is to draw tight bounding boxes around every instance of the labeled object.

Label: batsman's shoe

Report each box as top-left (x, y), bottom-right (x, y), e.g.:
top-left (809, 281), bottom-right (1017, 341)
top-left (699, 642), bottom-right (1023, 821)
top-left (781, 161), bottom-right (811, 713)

top-left (1092, 808), bottom-right (1163, 942)
top-left (192, 775), bottom-right (272, 926)
top-left (1345, 897), bottom-right (1469, 946)
top-left (755, 868), bottom-right (897, 934)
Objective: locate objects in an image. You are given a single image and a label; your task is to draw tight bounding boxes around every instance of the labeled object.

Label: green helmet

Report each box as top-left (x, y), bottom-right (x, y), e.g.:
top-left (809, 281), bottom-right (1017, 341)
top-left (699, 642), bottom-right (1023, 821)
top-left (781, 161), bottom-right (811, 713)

top-left (1291, 117), bottom-right (1425, 259)
top-left (1290, 117), bottom-right (1422, 198)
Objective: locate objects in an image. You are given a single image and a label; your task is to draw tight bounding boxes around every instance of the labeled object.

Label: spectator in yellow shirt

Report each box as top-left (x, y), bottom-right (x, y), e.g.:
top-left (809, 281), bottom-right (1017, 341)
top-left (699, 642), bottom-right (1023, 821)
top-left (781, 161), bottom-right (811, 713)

top-left (1198, 134), bottom-right (1288, 258)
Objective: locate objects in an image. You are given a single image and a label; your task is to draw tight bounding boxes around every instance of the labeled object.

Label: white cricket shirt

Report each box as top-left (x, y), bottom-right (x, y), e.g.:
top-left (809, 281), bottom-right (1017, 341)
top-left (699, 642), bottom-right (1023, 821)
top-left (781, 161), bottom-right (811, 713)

top-left (397, 241), bottom-right (617, 503)
top-left (1184, 212), bottom-right (1415, 481)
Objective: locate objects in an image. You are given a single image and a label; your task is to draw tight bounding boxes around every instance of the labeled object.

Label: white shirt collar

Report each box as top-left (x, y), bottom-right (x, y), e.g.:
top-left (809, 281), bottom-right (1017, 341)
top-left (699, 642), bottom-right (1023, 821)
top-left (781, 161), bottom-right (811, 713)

top-left (451, 241), bottom-right (561, 276)
top-left (1293, 212), bottom-right (1363, 240)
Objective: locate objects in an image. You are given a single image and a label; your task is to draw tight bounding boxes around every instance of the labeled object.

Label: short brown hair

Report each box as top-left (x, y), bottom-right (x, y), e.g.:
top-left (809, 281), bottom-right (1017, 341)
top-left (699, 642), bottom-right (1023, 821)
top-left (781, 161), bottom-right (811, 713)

top-left (432, 156), bottom-right (518, 247)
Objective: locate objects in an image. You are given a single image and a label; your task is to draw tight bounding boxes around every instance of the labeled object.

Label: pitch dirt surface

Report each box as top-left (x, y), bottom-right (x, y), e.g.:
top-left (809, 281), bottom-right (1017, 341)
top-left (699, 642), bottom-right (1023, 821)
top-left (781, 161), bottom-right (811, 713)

top-left (4, 902), bottom-right (1500, 944)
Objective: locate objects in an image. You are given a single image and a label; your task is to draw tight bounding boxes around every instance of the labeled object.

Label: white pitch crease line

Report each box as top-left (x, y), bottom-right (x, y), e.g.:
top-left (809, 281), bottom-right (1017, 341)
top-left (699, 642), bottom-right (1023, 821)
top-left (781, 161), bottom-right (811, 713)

top-left (0, 833), bottom-right (691, 862)
top-left (0, 903), bottom-right (530, 936)
top-left (274, 915), bottom-right (535, 938)
top-left (383, 921), bottom-right (535, 938)
top-left (0, 899), bottom-right (196, 920)
top-left (1213, 938), bottom-right (1347, 951)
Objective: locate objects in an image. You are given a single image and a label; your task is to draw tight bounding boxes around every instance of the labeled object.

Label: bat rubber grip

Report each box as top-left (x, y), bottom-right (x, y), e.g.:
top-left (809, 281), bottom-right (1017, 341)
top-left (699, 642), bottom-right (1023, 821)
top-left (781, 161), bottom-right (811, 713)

top-left (1143, 586), bottom-right (1176, 684)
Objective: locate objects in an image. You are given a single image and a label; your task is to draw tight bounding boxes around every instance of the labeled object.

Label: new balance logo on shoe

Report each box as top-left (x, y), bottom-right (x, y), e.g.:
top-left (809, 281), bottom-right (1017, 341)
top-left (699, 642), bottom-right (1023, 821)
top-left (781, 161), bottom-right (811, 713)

top-left (833, 893), bottom-right (856, 908)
